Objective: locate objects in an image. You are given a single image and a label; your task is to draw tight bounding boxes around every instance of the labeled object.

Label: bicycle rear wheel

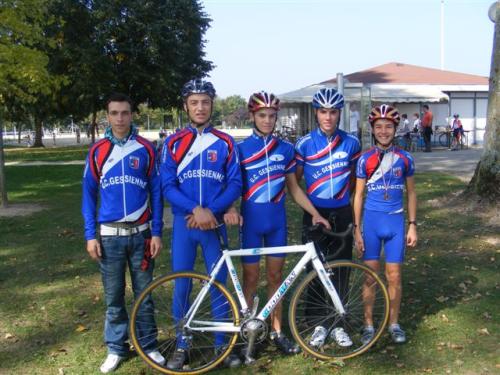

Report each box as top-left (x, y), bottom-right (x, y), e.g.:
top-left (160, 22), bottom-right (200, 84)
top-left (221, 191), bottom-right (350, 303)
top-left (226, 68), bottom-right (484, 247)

top-left (130, 272), bottom-right (240, 374)
top-left (289, 261), bottom-right (389, 361)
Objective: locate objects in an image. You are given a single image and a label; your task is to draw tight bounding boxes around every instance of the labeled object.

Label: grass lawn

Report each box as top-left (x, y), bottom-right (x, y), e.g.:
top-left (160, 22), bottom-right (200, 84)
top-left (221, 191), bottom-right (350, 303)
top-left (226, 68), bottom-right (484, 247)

top-left (0, 163), bottom-right (498, 375)
top-left (4, 145), bottom-right (89, 162)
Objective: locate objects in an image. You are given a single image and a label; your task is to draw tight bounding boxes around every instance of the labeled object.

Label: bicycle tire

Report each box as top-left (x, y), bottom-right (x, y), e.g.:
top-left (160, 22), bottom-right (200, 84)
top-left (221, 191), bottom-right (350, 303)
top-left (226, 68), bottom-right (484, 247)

top-left (130, 272), bottom-right (240, 375)
top-left (439, 133), bottom-right (449, 148)
top-left (288, 261), bottom-right (389, 361)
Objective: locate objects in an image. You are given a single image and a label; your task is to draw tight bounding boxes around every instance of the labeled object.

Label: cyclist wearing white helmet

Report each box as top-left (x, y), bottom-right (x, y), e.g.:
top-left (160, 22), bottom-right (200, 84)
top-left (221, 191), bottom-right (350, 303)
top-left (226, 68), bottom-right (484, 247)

top-left (295, 88), bottom-right (361, 349)
top-left (224, 91), bottom-right (330, 361)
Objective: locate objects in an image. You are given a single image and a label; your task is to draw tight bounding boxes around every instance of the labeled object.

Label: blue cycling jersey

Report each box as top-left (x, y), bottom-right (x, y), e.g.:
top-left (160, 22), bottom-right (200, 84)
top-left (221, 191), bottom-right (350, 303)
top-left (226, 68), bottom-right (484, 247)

top-left (238, 131), bottom-right (296, 262)
top-left (161, 125), bottom-right (242, 217)
top-left (238, 131), bottom-right (296, 204)
top-left (356, 146), bottom-right (415, 214)
top-left (81, 129), bottom-right (163, 240)
top-left (295, 128), bottom-right (361, 208)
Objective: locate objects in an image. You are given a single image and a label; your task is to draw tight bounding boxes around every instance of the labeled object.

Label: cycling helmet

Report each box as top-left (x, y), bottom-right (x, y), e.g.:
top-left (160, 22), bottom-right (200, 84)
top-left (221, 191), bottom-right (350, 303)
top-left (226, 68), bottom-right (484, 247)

top-left (181, 79), bottom-right (216, 99)
top-left (368, 104), bottom-right (400, 126)
top-left (312, 88), bottom-right (344, 109)
top-left (248, 91), bottom-right (280, 112)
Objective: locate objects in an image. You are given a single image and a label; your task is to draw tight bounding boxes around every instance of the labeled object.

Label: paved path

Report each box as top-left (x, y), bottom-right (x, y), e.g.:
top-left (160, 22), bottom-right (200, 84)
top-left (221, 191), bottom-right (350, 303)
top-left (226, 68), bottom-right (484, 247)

top-left (412, 147), bottom-right (483, 182)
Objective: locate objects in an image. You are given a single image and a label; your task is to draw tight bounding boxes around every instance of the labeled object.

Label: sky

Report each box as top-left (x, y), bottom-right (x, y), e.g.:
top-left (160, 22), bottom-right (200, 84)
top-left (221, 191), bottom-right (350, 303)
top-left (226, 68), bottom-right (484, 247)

top-left (200, 0), bottom-right (495, 98)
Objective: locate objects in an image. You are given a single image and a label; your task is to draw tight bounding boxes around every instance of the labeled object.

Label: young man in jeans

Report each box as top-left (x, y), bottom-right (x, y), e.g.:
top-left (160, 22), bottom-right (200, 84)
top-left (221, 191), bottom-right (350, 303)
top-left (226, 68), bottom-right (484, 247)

top-left (82, 93), bottom-right (165, 373)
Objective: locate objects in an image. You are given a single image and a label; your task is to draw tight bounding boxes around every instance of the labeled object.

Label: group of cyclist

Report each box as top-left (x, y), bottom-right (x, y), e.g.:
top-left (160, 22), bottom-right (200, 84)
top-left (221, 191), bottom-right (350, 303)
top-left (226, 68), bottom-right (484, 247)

top-left (82, 78), bottom-right (418, 373)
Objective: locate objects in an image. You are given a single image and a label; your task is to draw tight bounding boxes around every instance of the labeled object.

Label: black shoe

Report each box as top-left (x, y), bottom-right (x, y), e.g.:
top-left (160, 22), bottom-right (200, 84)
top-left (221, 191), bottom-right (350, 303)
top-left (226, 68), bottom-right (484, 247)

top-left (271, 333), bottom-right (301, 355)
top-left (215, 347), bottom-right (241, 368)
top-left (166, 348), bottom-right (187, 370)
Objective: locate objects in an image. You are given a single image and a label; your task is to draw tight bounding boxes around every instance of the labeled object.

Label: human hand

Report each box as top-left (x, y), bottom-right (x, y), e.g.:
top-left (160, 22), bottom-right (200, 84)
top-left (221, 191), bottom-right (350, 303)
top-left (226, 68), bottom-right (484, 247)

top-left (406, 226), bottom-right (418, 247)
top-left (192, 206), bottom-right (218, 230)
top-left (223, 206), bottom-right (243, 226)
top-left (185, 214), bottom-right (198, 229)
top-left (86, 239), bottom-right (102, 261)
top-left (150, 236), bottom-right (162, 258)
top-left (311, 214), bottom-right (331, 230)
top-left (354, 228), bottom-right (365, 258)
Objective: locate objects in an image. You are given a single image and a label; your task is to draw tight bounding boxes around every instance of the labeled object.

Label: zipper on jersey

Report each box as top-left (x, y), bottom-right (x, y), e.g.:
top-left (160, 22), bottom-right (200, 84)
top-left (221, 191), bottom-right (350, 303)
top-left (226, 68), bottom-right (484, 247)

top-left (328, 135), bottom-right (334, 198)
top-left (120, 145), bottom-right (127, 218)
top-left (263, 135), bottom-right (271, 202)
top-left (198, 131), bottom-right (203, 205)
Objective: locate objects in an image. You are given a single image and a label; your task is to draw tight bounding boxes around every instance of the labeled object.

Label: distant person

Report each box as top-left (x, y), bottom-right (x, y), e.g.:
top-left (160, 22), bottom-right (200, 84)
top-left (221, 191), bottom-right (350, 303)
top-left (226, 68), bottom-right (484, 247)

top-left (349, 104), bottom-right (361, 140)
top-left (412, 113), bottom-right (421, 133)
top-left (396, 114), bottom-right (411, 150)
top-left (76, 126), bottom-right (81, 144)
top-left (421, 105), bottom-right (433, 152)
top-left (450, 113), bottom-right (463, 151)
top-left (81, 93), bottom-right (165, 373)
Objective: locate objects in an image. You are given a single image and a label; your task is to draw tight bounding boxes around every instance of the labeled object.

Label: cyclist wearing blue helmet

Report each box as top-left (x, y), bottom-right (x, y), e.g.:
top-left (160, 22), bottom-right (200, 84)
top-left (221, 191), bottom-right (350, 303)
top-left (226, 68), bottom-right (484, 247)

top-left (161, 78), bottom-right (242, 369)
top-left (295, 87), bottom-right (361, 349)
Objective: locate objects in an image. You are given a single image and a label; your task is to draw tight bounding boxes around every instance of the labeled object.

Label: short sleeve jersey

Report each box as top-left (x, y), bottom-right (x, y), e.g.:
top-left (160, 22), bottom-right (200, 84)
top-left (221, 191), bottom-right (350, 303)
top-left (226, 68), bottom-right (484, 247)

top-left (295, 128), bottom-right (361, 208)
top-left (238, 132), bottom-right (296, 204)
top-left (356, 146), bottom-right (415, 213)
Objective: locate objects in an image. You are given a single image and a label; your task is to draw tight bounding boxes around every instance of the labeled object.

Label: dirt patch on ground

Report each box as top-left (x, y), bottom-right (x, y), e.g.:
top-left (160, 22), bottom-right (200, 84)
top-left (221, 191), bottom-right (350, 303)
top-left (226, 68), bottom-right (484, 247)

top-left (0, 203), bottom-right (45, 217)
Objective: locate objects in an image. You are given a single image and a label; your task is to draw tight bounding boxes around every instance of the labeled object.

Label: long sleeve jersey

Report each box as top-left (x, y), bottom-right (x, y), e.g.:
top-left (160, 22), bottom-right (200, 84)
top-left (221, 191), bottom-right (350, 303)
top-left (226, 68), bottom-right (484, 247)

top-left (81, 132), bottom-right (163, 240)
top-left (295, 127), bottom-right (361, 208)
top-left (160, 125), bottom-right (242, 216)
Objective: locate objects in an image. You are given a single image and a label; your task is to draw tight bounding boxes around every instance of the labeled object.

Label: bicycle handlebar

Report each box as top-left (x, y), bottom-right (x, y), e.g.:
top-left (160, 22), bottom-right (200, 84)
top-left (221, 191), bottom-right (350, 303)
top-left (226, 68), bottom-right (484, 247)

top-left (306, 223), bottom-right (354, 261)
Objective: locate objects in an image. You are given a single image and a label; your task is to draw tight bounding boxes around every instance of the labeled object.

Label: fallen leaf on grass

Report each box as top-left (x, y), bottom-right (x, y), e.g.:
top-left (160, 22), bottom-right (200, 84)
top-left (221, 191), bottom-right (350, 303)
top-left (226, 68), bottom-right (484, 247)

top-left (440, 314), bottom-right (449, 322)
top-left (4, 333), bottom-right (14, 339)
top-left (477, 328), bottom-right (490, 336)
top-left (470, 266), bottom-right (479, 271)
top-left (449, 343), bottom-right (464, 350)
top-left (58, 369), bottom-right (65, 375)
top-left (435, 296), bottom-right (449, 303)
top-left (483, 312), bottom-right (492, 320)
top-left (75, 324), bottom-right (87, 332)
top-left (396, 363), bottom-right (405, 368)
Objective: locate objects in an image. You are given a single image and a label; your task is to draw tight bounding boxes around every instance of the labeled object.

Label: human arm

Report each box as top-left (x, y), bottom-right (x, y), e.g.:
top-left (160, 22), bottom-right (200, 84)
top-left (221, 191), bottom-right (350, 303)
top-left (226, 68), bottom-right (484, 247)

top-left (405, 176), bottom-right (418, 247)
top-left (150, 236), bottom-right (162, 258)
top-left (148, 148), bottom-right (164, 237)
top-left (353, 177), bottom-right (366, 258)
top-left (81, 153), bottom-right (99, 247)
top-left (160, 144), bottom-right (199, 215)
top-left (285, 173), bottom-right (330, 229)
top-left (206, 142), bottom-right (242, 216)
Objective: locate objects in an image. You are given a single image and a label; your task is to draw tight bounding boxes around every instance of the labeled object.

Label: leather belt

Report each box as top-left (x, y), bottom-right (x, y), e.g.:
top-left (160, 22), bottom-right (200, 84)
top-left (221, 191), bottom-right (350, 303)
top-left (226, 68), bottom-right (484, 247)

top-left (100, 223), bottom-right (150, 236)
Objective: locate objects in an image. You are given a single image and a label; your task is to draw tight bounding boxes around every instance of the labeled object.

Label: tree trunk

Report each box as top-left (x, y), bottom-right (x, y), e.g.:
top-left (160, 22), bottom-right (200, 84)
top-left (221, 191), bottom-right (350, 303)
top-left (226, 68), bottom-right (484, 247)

top-left (0, 119), bottom-right (8, 207)
top-left (91, 110), bottom-right (97, 144)
top-left (32, 115), bottom-right (45, 147)
top-left (467, 3), bottom-right (500, 200)
top-left (17, 123), bottom-right (22, 144)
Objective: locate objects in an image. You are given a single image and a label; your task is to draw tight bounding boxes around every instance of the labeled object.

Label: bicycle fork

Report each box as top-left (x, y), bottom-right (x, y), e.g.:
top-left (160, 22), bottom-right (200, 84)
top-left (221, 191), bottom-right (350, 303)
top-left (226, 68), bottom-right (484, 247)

top-left (311, 257), bottom-right (346, 316)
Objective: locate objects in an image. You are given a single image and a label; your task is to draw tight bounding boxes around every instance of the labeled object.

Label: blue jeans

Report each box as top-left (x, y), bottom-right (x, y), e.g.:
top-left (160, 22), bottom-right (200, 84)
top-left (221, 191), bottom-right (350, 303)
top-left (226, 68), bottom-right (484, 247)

top-left (99, 230), bottom-right (157, 356)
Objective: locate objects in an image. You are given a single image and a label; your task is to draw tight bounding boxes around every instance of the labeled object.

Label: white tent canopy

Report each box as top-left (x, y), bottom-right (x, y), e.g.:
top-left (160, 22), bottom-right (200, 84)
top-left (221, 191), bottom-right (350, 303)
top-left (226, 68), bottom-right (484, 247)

top-left (279, 83), bottom-right (449, 104)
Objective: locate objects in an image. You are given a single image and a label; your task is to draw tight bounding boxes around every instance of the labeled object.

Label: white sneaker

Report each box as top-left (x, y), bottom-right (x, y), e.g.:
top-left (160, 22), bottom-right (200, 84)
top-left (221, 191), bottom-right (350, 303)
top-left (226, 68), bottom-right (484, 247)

top-left (331, 327), bottom-right (353, 347)
top-left (309, 326), bottom-right (327, 347)
top-left (147, 350), bottom-right (166, 365)
top-left (100, 354), bottom-right (125, 373)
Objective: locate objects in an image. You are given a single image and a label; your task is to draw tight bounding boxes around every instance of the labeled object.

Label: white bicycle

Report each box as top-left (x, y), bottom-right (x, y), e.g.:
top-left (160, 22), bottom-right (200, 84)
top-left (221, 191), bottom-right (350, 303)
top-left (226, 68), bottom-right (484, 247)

top-left (130, 224), bottom-right (390, 374)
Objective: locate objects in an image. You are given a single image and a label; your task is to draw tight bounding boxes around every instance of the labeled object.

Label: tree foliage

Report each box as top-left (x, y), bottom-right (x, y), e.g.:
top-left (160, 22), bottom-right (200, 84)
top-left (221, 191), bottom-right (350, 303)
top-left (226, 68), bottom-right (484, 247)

top-left (212, 95), bottom-right (248, 127)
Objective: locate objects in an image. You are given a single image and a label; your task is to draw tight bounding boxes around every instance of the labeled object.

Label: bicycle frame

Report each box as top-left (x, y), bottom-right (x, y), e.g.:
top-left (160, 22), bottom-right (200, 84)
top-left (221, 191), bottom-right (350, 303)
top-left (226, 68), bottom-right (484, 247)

top-left (183, 241), bottom-right (346, 334)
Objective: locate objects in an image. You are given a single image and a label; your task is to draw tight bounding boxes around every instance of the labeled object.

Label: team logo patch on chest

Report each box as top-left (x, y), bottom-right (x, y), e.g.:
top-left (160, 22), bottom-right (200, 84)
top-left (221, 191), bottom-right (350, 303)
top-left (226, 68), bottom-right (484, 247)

top-left (393, 167), bottom-right (402, 178)
top-left (207, 149), bottom-right (217, 162)
top-left (129, 156), bottom-right (140, 169)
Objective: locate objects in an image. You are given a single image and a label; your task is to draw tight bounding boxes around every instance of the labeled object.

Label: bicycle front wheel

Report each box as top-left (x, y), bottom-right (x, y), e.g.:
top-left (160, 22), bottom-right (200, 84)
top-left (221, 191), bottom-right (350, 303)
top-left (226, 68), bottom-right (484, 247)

top-left (289, 261), bottom-right (389, 361)
top-left (130, 272), bottom-right (240, 375)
